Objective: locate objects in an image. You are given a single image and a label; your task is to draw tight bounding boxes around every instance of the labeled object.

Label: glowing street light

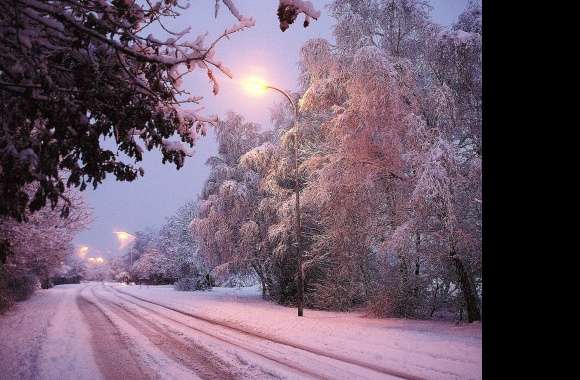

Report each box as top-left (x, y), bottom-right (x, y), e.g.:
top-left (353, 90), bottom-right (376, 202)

top-left (241, 76), bottom-right (269, 95)
top-left (241, 76), bottom-right (304, 317)
top-left (114, 231), bottom-right (136, 250)
top-left (78, 245), bottom-right (89, 258)
top-left (87, 256), bottom-right (105, 264)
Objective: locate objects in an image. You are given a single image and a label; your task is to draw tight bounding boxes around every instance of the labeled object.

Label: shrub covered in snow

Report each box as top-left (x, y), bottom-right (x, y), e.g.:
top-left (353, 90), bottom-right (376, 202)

top-left (217, 272), bottom-right (260, 288)
top-left (174, 274), bottom-right (213, 292)
top-left (0, 267), bottom-right (38, 313)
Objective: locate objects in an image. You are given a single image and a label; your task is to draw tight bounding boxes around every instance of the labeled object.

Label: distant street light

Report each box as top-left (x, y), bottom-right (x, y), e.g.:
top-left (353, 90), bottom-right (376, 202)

top-left (87, 257), bottom-right (105, 264)
top-left (241, 77), bottom-right (304, 317)
top-left (78, 245), bottom-right (89, 258)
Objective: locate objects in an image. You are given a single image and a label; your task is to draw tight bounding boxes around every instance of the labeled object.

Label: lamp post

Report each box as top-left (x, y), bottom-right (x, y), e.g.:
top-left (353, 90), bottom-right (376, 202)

top-left (114, 230), bottom-right (137, 282)
top-left (241, 77), bottom-right (304, 317)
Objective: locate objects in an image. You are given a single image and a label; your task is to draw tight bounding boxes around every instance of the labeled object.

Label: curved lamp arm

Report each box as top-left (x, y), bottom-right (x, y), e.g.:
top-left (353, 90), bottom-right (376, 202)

top-left (266, 85), bottom-right (298, 119)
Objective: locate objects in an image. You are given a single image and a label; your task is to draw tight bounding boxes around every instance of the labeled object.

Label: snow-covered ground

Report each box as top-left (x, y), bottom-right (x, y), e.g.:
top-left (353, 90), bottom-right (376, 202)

top-left (113, 283), bottom-right (482, 379)
top-left (0, 282), bottom-right (481, 379)
top-left (0, 284), bottom-right (102, 379)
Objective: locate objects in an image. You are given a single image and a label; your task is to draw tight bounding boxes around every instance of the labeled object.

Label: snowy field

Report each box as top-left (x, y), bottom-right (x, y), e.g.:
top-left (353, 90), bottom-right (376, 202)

top-left (0, 282), bottom-right (481, 379)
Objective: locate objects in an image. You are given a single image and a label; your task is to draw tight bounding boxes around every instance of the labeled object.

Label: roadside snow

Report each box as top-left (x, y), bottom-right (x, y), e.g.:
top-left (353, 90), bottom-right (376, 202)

top-left (111, 283), bottom-right (482, 379)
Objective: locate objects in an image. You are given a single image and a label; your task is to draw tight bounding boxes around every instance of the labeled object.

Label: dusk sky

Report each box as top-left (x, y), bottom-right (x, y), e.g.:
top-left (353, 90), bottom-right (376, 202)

top-left (74, 0), bottom-right (470, 258)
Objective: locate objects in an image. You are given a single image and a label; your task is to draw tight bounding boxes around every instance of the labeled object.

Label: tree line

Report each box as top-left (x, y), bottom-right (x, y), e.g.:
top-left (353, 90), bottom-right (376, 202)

top-left (190, 0), bottom-right (482, 322)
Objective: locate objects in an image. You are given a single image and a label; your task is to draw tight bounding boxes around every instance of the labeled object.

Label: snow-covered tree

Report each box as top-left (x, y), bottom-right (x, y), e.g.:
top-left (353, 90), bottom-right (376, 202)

top-left (110, 201), bottom-right (204, 285)
top-left (236, 107), bottom-right (301, 297)
top-left (0, 0), bottom-right (320, 222)
top-left (157, 200), bottom-right (201, 280)
top-left (293, 1), bottom-right (482, 320)
top-left (54, 252), bottom-right (87, 283)
top-left (132, 248), bottom-right (161, 282)
top-left (121, 227), bottom-right (157, 279)
top-left (0, 186), bottom-right (91, 310)
top-left (190, 111), bottom-right (303, 296)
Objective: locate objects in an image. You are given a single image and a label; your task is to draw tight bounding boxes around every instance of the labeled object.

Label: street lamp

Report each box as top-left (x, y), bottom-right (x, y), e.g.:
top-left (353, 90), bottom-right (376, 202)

top-left (114, 230), bottom-right (136, 281)
top-left (114, 231), bottom-right (136, 249)
top-left (241, 77), bottom-right (304, 317)
top-left (78, 245), bottom-right (89, 258)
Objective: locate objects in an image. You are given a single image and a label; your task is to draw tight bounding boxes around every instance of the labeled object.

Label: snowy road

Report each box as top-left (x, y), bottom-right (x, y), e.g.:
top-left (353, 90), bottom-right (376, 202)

top-left (0, 283), bottom-right (481, 379)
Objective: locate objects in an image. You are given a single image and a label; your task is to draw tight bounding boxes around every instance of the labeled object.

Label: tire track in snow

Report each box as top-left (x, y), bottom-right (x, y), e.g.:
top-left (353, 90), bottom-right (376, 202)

top-left (101, 285), bottom-right (327, 379)
top-left (89, 286), bottom-right (237, 380)
top-left (109, 285), bottom-right (427, 380)
top-left (77, 287), bottom-right (152, 380)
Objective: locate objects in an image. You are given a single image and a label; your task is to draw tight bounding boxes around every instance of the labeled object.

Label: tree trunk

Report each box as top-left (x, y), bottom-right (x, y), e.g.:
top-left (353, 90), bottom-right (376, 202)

top-left (40, 277), bottom-right (52, 289)
top-left (398, 254), bottom-right (410, 317)
top-left (450, 250), bottom-right (481, 322)
top-left (0, 239), bottom-right (9, 264)
top-left (359, 259), bottom-right (371, 300)
top-left (413, 232), bottom-right (420, 298)
top-left (429, 280), bottom-right (440, 318)
top-left (251, 262), bottom-right (269, 300)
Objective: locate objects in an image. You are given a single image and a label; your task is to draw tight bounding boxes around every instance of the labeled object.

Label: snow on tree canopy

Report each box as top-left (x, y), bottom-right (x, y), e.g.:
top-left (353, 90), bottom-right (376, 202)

top-left (219, 180), bottom-right (248, 201)
top-left (277, 0), bottom-right (321, 31)
top-left (239, 143), bottom-right (277, 174)
top-left (438, 30), bottom-right (480, 46)
top-left (300, 38), bottom-right (334, 79)
top-left (0, 0), bottom-right (318, 221)
top-left (241, 0), bottom-right (482, 319)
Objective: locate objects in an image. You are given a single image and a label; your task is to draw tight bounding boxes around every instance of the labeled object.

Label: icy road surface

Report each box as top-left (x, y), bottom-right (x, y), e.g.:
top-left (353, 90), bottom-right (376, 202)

top-left (0, 282), bottom-right (481, 379)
